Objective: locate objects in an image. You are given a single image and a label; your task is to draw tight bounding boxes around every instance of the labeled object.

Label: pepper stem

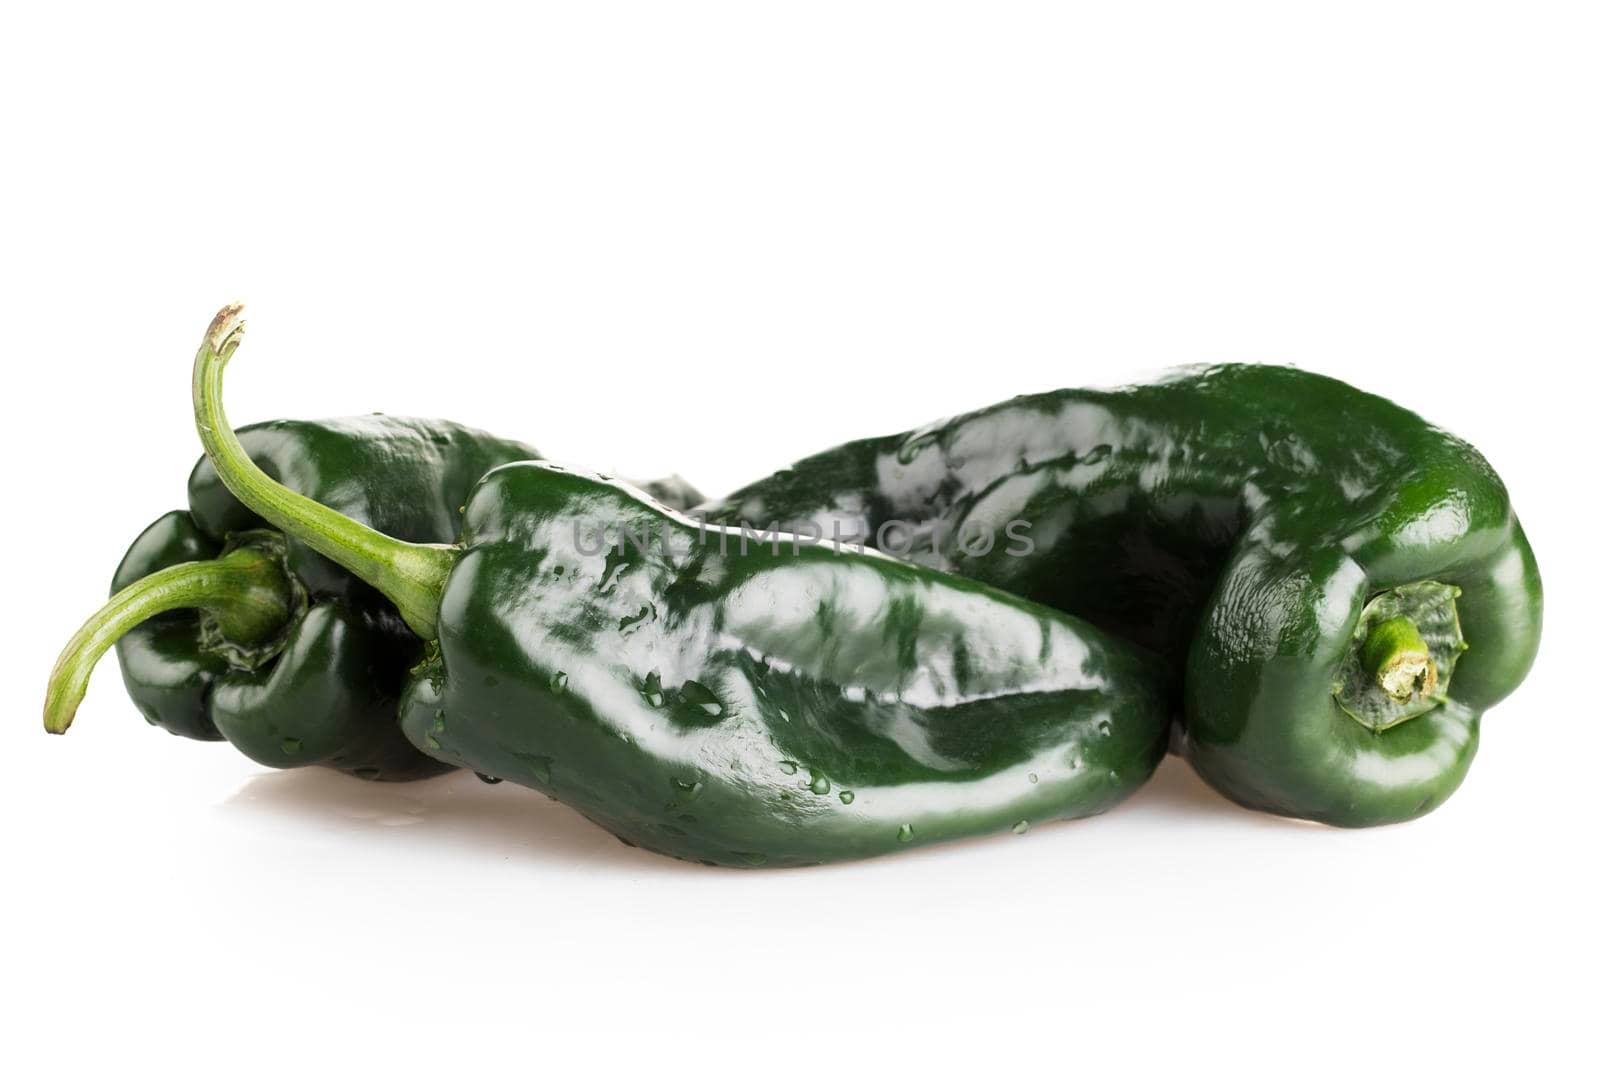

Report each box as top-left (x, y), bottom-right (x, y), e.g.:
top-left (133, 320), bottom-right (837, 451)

top-left (1360, 616), bottom-right (1438, 703)
top-left (191, 305), bottom-right (457, 639)
top-left (44, 546), bottom-right (293, 733)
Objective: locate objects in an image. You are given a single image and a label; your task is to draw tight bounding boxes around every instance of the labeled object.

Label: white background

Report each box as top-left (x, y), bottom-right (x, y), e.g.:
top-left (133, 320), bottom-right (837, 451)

top-left (2, 2), bottom-right (1595, 1061)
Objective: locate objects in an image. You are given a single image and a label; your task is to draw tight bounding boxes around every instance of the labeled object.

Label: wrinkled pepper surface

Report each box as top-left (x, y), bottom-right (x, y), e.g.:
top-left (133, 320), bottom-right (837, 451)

top-left (705, 365), bottom-right (1542, 826)
top-left (179, 308), bottom-right (1171, 866)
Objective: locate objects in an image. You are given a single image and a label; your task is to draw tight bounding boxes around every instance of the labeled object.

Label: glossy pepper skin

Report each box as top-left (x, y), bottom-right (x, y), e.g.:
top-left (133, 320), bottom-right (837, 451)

top-left (704, 365), bottom-right (1542, 826)
top-left (48, 415), bottom-right (541, 780)
top-left (403, 464), bottom-right (1169, 865)
top-left (190, 307), bottom-right (1171, 866)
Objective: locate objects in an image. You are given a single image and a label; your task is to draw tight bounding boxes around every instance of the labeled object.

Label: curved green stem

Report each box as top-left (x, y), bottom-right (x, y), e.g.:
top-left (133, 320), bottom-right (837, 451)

top-left (191, 305), bottom-right (456, 639)
top-left (45, 546), bottom-right (293, 733)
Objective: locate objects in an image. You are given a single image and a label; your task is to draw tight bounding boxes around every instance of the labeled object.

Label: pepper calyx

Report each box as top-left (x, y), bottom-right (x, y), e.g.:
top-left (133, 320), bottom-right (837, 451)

top-left (1334, 579), bottom-right (1466, 733)
top-left (195, 530), bottom-right (308, 670)
top-left (44, 529), bottom-right (305, 734)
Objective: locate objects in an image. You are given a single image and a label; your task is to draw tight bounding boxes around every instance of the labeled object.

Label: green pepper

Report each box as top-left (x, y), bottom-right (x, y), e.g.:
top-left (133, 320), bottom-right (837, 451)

top-left (705, 365), bottom-right (1542, 826)
top-left (44, 317), bottom-right (543, 779)
top-left (185, 308), bottom-right (1170, 866)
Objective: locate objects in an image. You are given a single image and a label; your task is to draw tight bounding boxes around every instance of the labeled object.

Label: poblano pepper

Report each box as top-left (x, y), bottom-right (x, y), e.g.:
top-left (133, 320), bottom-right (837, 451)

top-left (186, 309), bottom-right (1170, 866)
top-left (44, 331), bottom-right (543, 779)
top-left (704, 365), bottom-right (1542, 827)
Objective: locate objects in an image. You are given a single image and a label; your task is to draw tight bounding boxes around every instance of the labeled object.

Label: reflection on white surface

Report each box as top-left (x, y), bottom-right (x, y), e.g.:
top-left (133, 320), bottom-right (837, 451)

top-left (225, 765), bottom-right (687, 870)
top-left (221, 756), bottom-right (1298, 871)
